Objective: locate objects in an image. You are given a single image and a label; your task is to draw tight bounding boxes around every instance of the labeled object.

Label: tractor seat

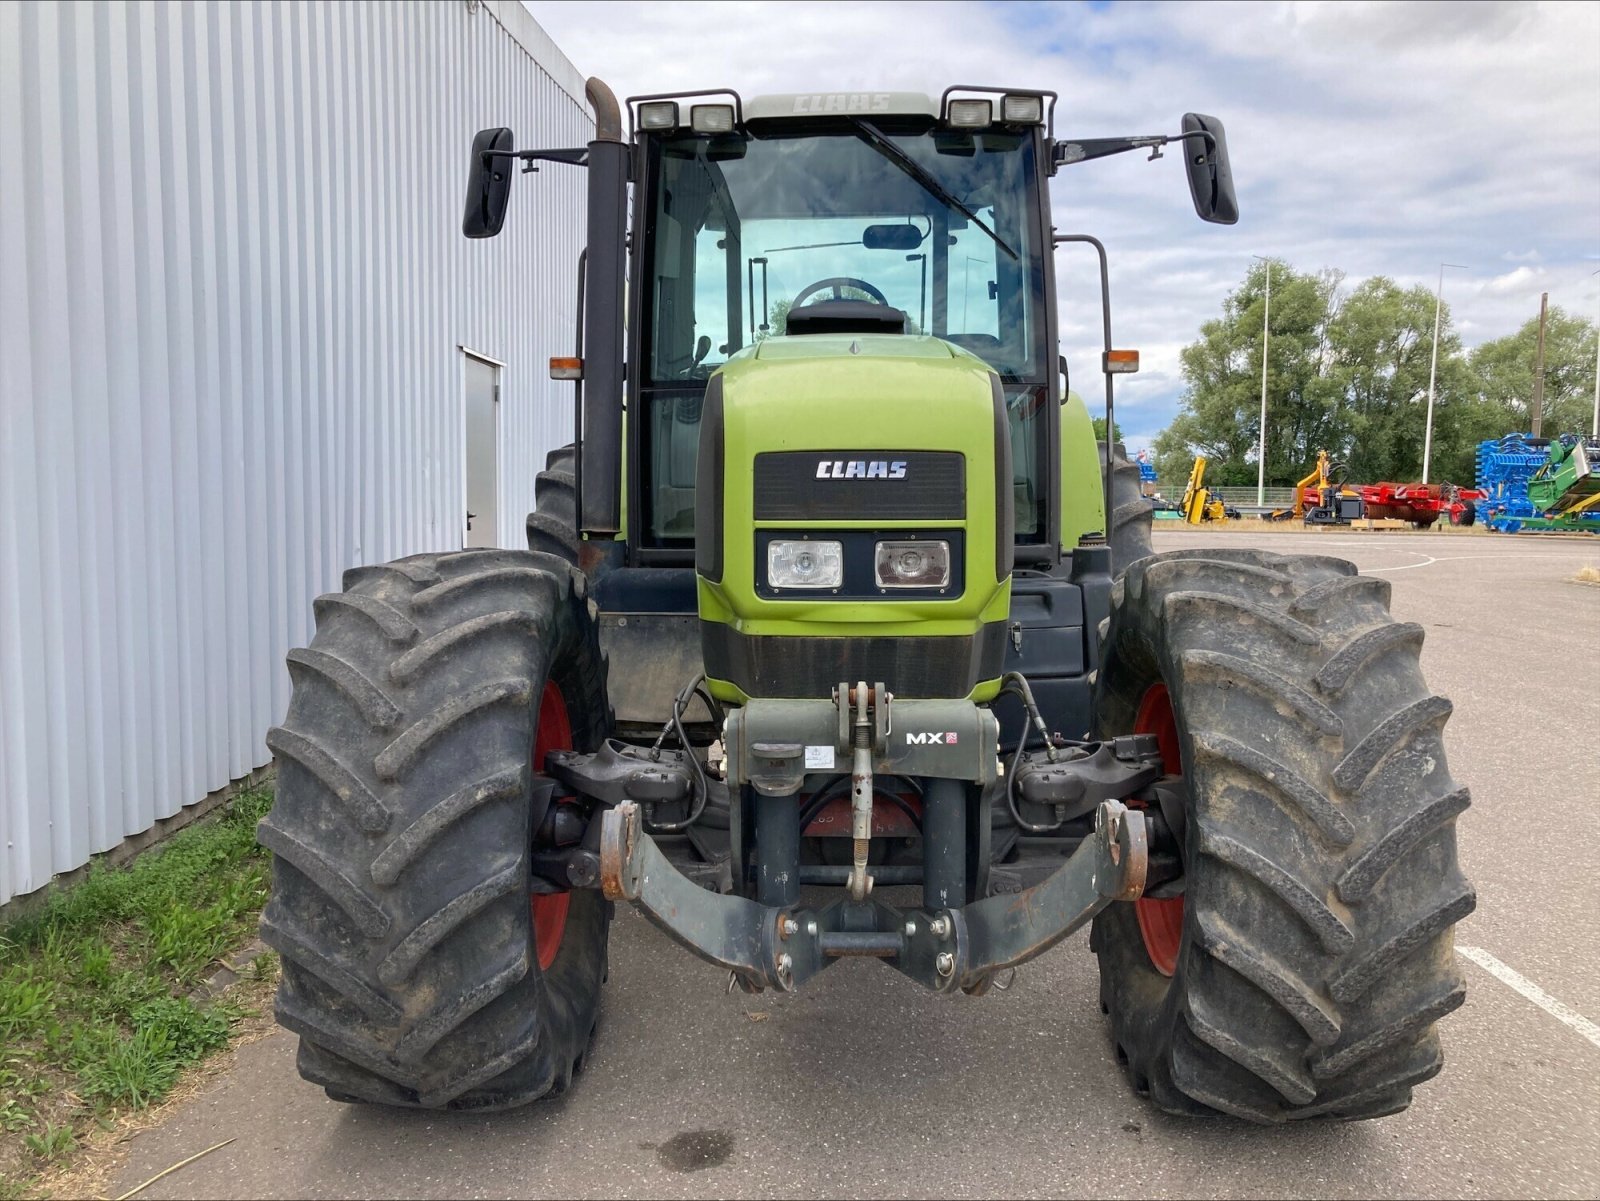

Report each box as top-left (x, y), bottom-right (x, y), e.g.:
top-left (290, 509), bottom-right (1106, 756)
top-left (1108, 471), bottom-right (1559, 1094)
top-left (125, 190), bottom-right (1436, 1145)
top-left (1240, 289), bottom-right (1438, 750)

top-left (785, 300), bottom-right (907, 336)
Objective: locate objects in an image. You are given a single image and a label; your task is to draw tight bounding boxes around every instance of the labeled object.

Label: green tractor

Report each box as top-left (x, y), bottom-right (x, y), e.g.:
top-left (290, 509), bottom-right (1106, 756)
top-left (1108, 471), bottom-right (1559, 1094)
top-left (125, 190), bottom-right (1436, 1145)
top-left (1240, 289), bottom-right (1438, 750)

top-left (260, 81), bottom-right (1473, 1121)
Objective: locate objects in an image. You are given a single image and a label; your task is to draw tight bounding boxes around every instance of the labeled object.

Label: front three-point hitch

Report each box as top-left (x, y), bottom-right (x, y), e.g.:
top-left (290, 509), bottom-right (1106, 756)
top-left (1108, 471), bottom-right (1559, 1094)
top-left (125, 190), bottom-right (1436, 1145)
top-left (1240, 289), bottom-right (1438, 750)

top-left (600, 793), bottom-right (1147, 994)
top-left (543, 680), bottom-right (1164, 995)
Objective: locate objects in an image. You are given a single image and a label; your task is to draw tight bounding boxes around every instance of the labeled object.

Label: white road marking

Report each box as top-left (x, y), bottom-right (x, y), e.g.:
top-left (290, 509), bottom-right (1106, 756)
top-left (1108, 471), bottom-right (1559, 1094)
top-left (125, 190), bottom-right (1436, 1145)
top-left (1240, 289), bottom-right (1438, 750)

top-left (1365, 554), bottom-right (1438, 572)
top-left (1364, 553), bottom-right (1557, 573)
top-left (1457, 944), bottom-right (1600, 1049)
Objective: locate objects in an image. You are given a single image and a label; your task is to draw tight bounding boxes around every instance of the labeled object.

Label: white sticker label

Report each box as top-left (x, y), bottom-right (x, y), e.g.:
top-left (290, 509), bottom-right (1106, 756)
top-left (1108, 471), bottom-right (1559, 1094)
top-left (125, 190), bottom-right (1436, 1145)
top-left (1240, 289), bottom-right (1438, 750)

top-left (803, 745), bottom-right (835, 770)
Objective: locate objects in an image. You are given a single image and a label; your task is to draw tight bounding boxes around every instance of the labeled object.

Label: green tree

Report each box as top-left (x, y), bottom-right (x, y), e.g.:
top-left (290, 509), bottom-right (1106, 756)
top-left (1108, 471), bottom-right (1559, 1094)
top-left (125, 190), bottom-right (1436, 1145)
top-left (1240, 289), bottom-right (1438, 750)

top-left (1469, 307), bottom-right (1598, 441)
top-left (1090, 416), bottom-right (1125, 443)
top-left (1325, 275), bottom-right (1482, 484)
top-left (1153, 260), bottom-right (1344, 485)
top-left (1153, 261), bottom-right (1484, 486)
top-left (759, 298), bottom-right (792, 341)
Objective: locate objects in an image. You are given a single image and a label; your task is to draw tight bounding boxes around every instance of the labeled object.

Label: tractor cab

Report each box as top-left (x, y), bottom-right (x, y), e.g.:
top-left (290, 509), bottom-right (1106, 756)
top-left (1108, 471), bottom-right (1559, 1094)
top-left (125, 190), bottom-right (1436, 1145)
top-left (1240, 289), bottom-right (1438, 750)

top-left (638, 93), bottom-right (1054, 554)
top-left (463, 86), bottom-right (1236, 736)
top-left (464, 85), bottom-right (1235, 570)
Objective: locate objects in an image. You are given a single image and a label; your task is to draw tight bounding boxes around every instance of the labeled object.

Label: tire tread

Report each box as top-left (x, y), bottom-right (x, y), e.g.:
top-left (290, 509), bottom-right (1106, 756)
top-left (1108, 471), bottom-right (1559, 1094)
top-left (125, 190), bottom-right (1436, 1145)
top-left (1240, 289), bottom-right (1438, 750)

top-left (1093, 549), bottom-right (1473, 1123)
top-left (261, 549), bottom-right (611, 1111)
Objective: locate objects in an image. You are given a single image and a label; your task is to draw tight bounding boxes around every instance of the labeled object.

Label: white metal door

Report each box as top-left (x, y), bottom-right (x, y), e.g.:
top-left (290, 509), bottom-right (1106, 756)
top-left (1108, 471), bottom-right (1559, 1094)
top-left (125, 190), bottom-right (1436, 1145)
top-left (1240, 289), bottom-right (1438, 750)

top-left (463, 355), bottom-right (500, 548)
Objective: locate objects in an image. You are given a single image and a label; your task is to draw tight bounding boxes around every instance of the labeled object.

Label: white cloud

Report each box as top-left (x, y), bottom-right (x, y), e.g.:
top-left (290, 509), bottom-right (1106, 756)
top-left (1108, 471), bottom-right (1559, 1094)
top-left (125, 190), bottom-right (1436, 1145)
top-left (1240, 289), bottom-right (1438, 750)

top-left (520, 0), bottom-right (1600, 451)
top-left (1481, 265), bottom-right (1548, 295)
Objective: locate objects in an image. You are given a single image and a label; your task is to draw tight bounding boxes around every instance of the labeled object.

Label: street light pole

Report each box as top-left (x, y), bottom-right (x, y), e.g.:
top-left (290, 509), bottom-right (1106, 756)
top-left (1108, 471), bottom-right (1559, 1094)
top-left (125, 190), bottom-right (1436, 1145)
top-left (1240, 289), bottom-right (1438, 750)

top-left (1253, 255), bottom-right (1272, 507)
top-left (1422, 262), bottom-right (1467, 485)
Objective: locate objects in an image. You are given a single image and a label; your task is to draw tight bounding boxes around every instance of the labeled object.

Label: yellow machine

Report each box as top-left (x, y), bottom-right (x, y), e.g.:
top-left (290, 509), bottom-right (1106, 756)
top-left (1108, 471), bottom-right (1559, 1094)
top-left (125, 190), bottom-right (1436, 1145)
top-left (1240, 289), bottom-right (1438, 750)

top-left (1180, 456), bottom-right (1229, 523)
top-left (1268, 449), bottom-right (1357, 521)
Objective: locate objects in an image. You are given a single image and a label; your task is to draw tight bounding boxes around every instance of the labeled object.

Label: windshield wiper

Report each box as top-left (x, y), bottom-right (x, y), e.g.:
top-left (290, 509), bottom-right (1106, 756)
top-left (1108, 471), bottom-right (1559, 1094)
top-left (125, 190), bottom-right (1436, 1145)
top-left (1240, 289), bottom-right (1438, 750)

top-left (849, 118), bottom-right (1018, 262)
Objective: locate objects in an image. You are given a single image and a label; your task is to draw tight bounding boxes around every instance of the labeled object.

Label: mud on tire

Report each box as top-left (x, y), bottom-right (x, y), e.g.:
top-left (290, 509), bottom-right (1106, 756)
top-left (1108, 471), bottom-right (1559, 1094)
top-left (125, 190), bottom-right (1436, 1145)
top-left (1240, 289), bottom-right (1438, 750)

top-left (1092, 548), bottom-right (1474, 1122)
top-left (259, 549), bottom-right (611, 1110)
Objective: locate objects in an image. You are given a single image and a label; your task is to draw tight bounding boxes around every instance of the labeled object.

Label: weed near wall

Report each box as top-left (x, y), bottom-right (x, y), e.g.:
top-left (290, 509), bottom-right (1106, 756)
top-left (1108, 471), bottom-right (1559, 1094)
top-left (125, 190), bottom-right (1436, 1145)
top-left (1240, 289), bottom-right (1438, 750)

top-left (0, 788), bottom-right (273, 1197)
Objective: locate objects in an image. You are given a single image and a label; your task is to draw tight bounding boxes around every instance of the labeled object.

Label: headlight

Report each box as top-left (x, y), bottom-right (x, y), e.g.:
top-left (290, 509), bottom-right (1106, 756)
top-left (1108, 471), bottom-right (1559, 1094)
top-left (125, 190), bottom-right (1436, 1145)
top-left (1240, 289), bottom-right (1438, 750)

top-left (767, 540), bottom-right (844, 589)
top-left (874, 540), bottom-right (951, 588)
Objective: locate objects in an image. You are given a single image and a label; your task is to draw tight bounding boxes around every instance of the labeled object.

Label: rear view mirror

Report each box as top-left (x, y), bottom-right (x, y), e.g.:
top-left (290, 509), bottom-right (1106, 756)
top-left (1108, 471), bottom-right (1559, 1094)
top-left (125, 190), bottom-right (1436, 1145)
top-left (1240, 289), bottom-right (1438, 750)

top-left (1181, 113), bottom-right (1238, 225)
top-left (862, 223), bottom-right (925, 251)
top-left (705, 136), bottom-right (749, 162)
top-left (463, 127), bottom-right (514, 238)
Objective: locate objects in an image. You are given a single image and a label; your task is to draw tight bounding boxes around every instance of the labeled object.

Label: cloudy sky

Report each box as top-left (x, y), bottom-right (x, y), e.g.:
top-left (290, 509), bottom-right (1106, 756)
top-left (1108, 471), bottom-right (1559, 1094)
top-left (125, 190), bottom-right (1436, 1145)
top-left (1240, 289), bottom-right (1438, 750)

top-left (524, 0), bottom-right (1600, 451)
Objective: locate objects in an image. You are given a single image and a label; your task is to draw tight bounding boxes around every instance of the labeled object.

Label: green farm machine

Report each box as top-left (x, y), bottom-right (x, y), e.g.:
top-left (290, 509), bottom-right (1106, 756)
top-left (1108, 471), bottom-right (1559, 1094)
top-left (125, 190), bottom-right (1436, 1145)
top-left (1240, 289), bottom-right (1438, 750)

top-left (1526, 435), bottom-right (1600, 531)
top-left (260, 81), bottom-right (1474, 1122)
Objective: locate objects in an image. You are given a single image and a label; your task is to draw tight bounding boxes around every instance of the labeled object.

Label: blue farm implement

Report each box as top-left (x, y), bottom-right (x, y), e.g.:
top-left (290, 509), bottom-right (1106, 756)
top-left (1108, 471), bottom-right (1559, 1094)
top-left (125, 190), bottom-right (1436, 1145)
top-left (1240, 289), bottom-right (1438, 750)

top-left (1477, 433), bottom-right (1600, 534)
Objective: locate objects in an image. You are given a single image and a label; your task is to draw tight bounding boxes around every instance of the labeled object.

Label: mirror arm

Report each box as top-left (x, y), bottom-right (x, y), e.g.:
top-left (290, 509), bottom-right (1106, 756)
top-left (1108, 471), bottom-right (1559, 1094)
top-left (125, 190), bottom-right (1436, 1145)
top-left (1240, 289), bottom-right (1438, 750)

top-left (1053, 129), bottom-right (1214, 168)
top-left (482, 146), bottom-right (592, 174)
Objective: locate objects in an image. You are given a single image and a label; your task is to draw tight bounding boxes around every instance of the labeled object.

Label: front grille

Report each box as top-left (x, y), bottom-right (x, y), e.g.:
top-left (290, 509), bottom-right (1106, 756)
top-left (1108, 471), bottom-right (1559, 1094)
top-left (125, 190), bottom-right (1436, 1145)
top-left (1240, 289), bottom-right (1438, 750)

top-left (702, 621), bottom-right (1006, 699)
top-left (753, 451), bottom-right (965, 521)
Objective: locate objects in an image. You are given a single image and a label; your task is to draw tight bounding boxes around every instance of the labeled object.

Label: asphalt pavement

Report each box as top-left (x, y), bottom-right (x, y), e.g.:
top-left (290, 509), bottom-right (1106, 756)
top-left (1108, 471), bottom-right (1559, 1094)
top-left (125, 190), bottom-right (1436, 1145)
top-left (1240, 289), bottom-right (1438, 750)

top-left (107, 529), bottom-right (1600, 1200)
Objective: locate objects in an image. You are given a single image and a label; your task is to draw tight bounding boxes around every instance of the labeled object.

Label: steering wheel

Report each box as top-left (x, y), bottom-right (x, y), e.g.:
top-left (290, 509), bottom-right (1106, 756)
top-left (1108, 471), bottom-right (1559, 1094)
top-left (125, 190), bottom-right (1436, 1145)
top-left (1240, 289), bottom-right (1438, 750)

top-left (791, 276), bottom-right (890, 308)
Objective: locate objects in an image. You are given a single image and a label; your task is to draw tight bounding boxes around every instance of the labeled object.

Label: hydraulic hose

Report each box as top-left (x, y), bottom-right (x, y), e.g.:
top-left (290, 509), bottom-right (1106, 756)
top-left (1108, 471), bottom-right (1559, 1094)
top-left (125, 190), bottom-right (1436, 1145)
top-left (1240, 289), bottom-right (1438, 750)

top-left (646, 675), bottom-right (710, 833)
top-left (999, 674), bottom-right (1065, 834)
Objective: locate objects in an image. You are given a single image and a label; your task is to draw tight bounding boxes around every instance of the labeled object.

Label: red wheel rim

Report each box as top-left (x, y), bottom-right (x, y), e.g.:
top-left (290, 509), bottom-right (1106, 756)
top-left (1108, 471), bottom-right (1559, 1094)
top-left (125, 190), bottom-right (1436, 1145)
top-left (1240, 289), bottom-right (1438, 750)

top-left (531, 680), bottom-right (574, 971)
top-left (531, 891), bottom-right (571, 972)
top-left (1133, 682), bottom-right (1184, 977)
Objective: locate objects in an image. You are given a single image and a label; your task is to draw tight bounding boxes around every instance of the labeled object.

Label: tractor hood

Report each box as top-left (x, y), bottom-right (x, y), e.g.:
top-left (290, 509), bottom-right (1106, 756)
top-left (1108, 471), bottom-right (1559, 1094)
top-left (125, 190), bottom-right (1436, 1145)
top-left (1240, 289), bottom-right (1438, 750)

top-left (747, 332), bottom-right (954, 363)
top-left (694, 334), bottom-right (1014, 702)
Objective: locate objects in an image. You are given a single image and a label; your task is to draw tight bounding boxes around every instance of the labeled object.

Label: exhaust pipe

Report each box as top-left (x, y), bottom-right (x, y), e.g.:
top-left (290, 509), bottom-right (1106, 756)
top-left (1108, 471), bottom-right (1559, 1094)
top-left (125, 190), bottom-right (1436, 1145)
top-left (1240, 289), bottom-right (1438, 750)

top-left (587, 77), bottom-right (622, 143)
top-left (578, 77), bottom-right (626, 536)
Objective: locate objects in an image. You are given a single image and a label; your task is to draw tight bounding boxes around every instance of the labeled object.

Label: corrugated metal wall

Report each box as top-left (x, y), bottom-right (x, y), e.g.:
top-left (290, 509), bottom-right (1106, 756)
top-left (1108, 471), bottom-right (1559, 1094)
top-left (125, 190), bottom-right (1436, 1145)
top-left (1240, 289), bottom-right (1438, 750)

top-left (0, 0), bottom-right (592, 905)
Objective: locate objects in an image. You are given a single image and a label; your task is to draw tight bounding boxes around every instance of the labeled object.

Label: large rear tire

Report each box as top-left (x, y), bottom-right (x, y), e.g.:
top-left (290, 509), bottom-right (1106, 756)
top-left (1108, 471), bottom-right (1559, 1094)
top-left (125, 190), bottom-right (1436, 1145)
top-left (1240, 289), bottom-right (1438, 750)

top-left (526, 445), bottom-right (580, 564)
top-left (1092, 548), bottom-right (1473, 1122)
top-left (1101, 440), bottom-right (1154, 575)
top-left (260, 549), bottom-right (611, 1110)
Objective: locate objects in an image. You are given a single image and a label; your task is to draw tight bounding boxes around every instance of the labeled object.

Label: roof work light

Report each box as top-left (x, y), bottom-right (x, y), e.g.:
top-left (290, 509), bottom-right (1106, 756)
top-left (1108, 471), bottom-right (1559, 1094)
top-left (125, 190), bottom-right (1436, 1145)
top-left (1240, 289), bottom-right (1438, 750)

top-left (1000, 94), bottom-right (1044, 124)
top-left (638, 101), bottom-right (679, 132)
top-left (946, 99), bottom-right (993, 129)
top-left (690, 104), bottom-right (736, 134)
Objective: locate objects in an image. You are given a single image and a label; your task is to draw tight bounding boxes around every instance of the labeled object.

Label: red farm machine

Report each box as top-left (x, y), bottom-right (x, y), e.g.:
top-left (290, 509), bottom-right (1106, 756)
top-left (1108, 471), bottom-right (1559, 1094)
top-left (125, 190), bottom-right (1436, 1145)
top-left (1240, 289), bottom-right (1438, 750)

top-left (1270, 451), bottom-right (1483, 528)
top-left (1358, 481), bottom-right (1483, 529)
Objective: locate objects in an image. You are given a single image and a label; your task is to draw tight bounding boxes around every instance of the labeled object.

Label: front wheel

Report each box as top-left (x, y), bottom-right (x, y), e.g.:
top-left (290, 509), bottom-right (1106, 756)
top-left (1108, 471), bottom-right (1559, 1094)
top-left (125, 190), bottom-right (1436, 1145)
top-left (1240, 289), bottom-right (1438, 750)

top-left (1091, 549), bottom-right (1474, 1122)
top-left (260, 549), bottom-right (612, 1110)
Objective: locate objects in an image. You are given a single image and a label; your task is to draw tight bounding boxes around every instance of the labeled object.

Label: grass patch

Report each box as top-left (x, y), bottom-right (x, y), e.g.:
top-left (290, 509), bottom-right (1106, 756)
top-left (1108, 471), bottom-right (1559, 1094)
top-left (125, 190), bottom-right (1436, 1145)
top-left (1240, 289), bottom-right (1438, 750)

top-left (1575, 564), bottom-right (1600, 584)
top-left (0, 787), bottom-right (273, 1198)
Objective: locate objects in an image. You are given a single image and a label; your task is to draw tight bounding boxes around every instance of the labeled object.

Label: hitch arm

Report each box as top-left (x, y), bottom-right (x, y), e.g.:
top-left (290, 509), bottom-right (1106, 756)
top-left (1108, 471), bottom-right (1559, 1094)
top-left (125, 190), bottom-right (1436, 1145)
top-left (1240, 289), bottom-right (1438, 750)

top-left (601, 794), bottom-right (1148, 998)
top-left (947, 801), bottom-right (1147, 993)
top-left (601, 802), bottom-right (786, 990)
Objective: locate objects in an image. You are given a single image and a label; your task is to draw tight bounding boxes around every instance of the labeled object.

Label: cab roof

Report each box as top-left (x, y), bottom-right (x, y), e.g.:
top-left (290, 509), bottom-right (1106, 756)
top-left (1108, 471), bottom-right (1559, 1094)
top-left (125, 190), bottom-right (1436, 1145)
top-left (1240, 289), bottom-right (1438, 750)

top-left (742, 91), bottom-right (940, 121)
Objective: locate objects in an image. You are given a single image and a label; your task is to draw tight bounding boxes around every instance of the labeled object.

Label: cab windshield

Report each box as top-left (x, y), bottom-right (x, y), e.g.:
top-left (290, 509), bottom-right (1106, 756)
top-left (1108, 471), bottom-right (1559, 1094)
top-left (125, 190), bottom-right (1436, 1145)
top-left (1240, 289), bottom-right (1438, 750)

top-left (644, 119), bottom-right (1046, 381)
top-left (638, 119), bottom-right (1050, 545)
